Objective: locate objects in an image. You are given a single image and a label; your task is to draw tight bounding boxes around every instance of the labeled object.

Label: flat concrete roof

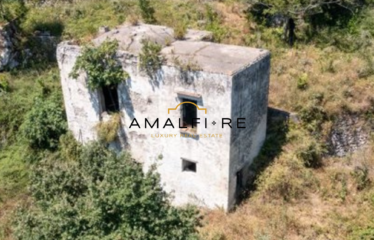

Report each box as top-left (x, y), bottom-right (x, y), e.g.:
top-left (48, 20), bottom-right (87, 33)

top-left (94, 24), bottom-right (212, 55)
top-left (162, 41), bottom-right (269, 75)
top-left (93, 24), bottom-right (269, 76)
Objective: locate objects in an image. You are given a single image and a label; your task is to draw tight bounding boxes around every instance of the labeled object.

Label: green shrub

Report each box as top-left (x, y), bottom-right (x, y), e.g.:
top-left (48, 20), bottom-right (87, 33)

top-left (70, 40), bottom-right (128, 90)
top-left (297, 73), bottom-right (308, 90)
top-left (59, 132), bottom-right (82, 162)
top-left (287, 126), bottom-right (325, 168)
top-left (20, 96), bottom-right (67, 150)
top-left (139, 39), bottom-right (163, 78)
top-left (298, 102), bottom-right (326, 133)
top-left (13, 143), bottom-right (200, 240)
top-left (0, 0), bottom-right (27, 23)
top-left (138, 0), bottom-right (156, 24)
top-left (21, 0), bottom-right (132, 39)
top-left (351, 166), bottom-right (371, 191)
top-left (174, 21), bottom-right (187, 40)
top-left (295, 139), bottom-right (325, 168)
top-left (0, 75), bottom-right (10, 93)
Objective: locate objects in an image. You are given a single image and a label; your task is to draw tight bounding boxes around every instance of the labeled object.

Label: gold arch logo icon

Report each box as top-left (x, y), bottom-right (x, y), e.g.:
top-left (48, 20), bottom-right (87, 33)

top-left (168, 101), bottom-right (207, 114)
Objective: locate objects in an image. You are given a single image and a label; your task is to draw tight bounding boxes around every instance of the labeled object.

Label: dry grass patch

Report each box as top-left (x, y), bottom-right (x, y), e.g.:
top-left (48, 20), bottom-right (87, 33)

top-left (269, 46), bottom-right (374, 117)
top-left (201, 133), bottom-right (374, 239)
top-left (0, 194), bottom-right (30, 240)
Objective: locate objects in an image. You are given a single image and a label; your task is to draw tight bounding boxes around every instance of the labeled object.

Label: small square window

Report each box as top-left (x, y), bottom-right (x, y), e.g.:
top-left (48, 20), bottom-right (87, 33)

top-left (182, 159), bottom-right (196, 172)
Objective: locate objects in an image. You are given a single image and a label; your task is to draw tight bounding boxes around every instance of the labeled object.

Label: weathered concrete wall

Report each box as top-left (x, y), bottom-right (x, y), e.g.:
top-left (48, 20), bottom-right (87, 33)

top-left (57, 43), bottom-right (102, 143)
top-left (228, 54), bottom-right (270, 208)
top-left (119, 58), bottom-right (233, 208)
top-left (57, 24), bottom-right (271, 211)
top-left (57, 44), bottom-right (233, 208)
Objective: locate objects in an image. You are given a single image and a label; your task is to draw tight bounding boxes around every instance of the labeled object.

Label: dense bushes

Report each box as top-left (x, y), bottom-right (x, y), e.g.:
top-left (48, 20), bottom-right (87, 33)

top-left (13, 143), bottom-right (200, 240)
top-left (245, 0), bottom-right (372, 49)
top-left (20, 96), bottom-right (67, 150)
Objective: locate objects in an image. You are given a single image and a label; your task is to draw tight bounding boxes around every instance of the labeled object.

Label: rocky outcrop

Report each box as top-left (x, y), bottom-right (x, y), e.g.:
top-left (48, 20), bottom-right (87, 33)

top-left (0, 22), bottom-right (19, 70)
top-left (329, 114), bottom-right (371, 157)
top-left (0, 21), bottom-right (61, 71)
top-left (268, 107), bottom-right (371, 157)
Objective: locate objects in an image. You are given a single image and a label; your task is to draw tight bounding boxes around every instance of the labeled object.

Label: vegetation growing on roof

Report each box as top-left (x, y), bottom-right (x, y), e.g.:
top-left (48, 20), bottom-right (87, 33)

top-left (139, 39), bottom-right (164, 78)
top-left (70, 40), bottom-right (128, 90)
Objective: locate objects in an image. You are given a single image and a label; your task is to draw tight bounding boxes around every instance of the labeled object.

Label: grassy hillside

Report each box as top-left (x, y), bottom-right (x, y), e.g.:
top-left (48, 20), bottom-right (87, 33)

top-left (0, 0), bottom-right (374, 239)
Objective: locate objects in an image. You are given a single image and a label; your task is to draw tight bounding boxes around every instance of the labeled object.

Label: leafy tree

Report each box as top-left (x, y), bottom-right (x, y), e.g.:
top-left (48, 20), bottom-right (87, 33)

top-left (247, 0), bottom-right (358, 18)
top-left (70, 40), bottom-right (128, 90)
top-left (246, 0), bottom-right (361, 45)
top-left (20, 96), bottom-right (67, 150)
top-left (13, 143), bottom-right (200, 240)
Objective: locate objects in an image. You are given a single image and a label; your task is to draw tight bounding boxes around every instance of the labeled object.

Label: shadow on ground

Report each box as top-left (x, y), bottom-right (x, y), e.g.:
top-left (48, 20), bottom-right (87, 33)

top-left (236, 107), bottom-right (291, 205)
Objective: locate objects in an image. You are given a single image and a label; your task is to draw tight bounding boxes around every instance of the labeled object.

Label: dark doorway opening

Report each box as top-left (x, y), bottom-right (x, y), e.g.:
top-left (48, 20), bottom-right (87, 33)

top-left (181, 98), bottom-right (197, 128)
top-left (102, 85), bottom-right (119, 113)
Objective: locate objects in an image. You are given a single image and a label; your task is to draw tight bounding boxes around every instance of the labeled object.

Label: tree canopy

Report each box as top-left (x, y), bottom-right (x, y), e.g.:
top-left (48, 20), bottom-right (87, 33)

top-left (13, 143), bottom-right (200, 240)
top-left (247, 0), bottom-right (359, 18)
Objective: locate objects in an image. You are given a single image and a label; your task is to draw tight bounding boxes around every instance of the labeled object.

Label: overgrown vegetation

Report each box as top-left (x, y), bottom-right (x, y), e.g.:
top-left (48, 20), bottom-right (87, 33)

top-left (174, 21), bottom-right (187, 40)
top-left (70, 40), bottom-right (128, 90)
top-left (139, 39), bottom-right (163, 78)
top-left (95, 113), bottom-right (121, 144)
top-left (0, 0), bottom-right (27, 23)
top-left (20, 95), bottom-right (66, 150)
top-left (13, 143), bottom-right (200, 240)
top-left (1, 0), bottom-right (374, 239)
top-left (0, 67), bottom-right (68, 238)
top-left (172, 56), bottom-right (202, 73)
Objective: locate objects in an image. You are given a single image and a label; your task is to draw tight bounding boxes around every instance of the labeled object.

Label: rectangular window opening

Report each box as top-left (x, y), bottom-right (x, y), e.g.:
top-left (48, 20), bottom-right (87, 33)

top-left (102, 85), bottom-right (119, 113)
top-left (182, 159), bottom-right (197, 172)
top-left (181, 98), bottom-right (197, 130)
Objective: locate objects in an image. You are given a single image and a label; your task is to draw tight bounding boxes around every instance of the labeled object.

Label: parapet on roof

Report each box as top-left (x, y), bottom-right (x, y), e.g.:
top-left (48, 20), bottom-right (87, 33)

top-left (93, 24), bottom-right (269, 76)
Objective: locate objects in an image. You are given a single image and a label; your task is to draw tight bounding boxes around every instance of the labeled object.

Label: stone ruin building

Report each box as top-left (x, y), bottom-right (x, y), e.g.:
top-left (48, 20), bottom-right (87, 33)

top-left (57, 24), bottom-right (270, 210)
